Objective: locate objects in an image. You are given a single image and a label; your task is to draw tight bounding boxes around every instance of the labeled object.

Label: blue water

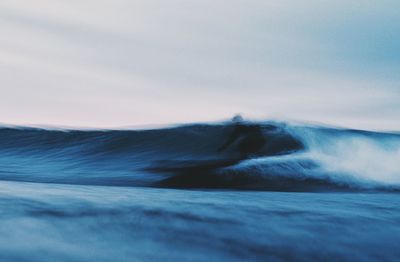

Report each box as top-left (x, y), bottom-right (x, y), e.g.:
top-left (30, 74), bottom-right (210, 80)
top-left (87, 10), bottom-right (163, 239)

top-left (0, 122), bottom-right (399, 261)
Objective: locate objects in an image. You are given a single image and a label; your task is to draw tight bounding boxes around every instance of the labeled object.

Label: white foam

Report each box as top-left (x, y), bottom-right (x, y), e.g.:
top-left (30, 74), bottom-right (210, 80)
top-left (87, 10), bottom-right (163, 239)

top-left (301, 130), bottom-right (400, 185)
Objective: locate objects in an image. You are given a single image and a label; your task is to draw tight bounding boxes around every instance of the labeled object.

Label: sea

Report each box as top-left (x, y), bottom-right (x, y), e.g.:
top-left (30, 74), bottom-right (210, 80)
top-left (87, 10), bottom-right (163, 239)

top-left (0, 121), bottom-right (399, 261)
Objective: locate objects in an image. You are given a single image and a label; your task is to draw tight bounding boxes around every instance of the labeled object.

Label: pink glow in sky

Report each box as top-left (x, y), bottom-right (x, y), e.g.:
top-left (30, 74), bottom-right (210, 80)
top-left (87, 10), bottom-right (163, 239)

top-left (0, 0), bottom-right (399, 130)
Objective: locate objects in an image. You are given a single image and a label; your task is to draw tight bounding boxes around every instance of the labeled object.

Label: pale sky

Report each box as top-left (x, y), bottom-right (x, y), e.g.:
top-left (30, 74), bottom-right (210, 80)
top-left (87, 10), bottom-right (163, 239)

top-left (0, 0), bottom-right (399, 130)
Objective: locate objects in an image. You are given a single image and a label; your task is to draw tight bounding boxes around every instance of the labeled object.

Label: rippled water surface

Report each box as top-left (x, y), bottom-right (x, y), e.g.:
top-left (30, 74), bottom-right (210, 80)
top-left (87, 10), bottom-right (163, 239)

top-left (0, 181), bottom-right (399, 261)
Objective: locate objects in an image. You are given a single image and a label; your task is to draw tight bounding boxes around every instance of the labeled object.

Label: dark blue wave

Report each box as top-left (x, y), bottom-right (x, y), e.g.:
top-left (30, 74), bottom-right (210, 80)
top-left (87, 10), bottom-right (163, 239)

top-left (0, 122), bottom-right (399, 191)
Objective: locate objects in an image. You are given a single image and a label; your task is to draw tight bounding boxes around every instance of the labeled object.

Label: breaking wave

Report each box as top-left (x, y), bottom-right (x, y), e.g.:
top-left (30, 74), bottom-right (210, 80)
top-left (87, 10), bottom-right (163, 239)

top-left (0, 121), bottom-right (399, 191)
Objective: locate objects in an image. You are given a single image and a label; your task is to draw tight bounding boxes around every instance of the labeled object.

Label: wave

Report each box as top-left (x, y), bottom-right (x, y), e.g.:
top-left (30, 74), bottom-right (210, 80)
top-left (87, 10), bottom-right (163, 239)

top-left (0, 121), bottom-right (399, 191)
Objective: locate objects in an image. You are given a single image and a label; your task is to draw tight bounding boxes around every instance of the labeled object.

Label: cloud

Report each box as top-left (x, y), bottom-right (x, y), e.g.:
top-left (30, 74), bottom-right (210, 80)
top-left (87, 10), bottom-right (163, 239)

top-left (0, 0), bottom-right (399, 129)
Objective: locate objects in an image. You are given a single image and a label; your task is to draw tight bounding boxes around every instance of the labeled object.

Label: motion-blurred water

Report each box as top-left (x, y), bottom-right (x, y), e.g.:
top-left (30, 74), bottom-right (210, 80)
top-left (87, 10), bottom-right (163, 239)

top-left (1, 181), bottom-right (399, 261)
top-left (0, 122), bottom-right (399, 261)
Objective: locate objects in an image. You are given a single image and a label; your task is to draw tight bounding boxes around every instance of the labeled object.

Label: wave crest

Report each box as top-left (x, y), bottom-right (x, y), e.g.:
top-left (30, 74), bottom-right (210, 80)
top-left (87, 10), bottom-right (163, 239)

top-left (0, 122), bottom-right (399, 191)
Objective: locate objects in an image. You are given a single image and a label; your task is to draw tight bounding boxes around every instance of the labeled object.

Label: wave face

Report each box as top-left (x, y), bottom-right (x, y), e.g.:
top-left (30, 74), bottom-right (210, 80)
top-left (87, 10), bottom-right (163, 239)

top-left (0, 122), bottom-right (399, 191)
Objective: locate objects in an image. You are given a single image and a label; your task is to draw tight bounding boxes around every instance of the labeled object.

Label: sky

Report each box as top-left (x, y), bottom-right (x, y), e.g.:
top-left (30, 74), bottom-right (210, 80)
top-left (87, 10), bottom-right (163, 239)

top-left (0, 0), bottom-right (399, 130)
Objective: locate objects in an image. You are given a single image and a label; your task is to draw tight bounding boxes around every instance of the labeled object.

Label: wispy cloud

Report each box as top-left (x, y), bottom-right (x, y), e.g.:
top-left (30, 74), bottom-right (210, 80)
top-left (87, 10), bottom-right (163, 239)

top-left (0, 0), bottom-right (399, 129)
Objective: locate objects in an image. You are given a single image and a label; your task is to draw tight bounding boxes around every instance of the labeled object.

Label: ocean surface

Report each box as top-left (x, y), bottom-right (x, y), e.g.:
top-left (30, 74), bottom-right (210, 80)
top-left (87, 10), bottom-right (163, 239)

top-left (0, 121), bottom-right (399, 261)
